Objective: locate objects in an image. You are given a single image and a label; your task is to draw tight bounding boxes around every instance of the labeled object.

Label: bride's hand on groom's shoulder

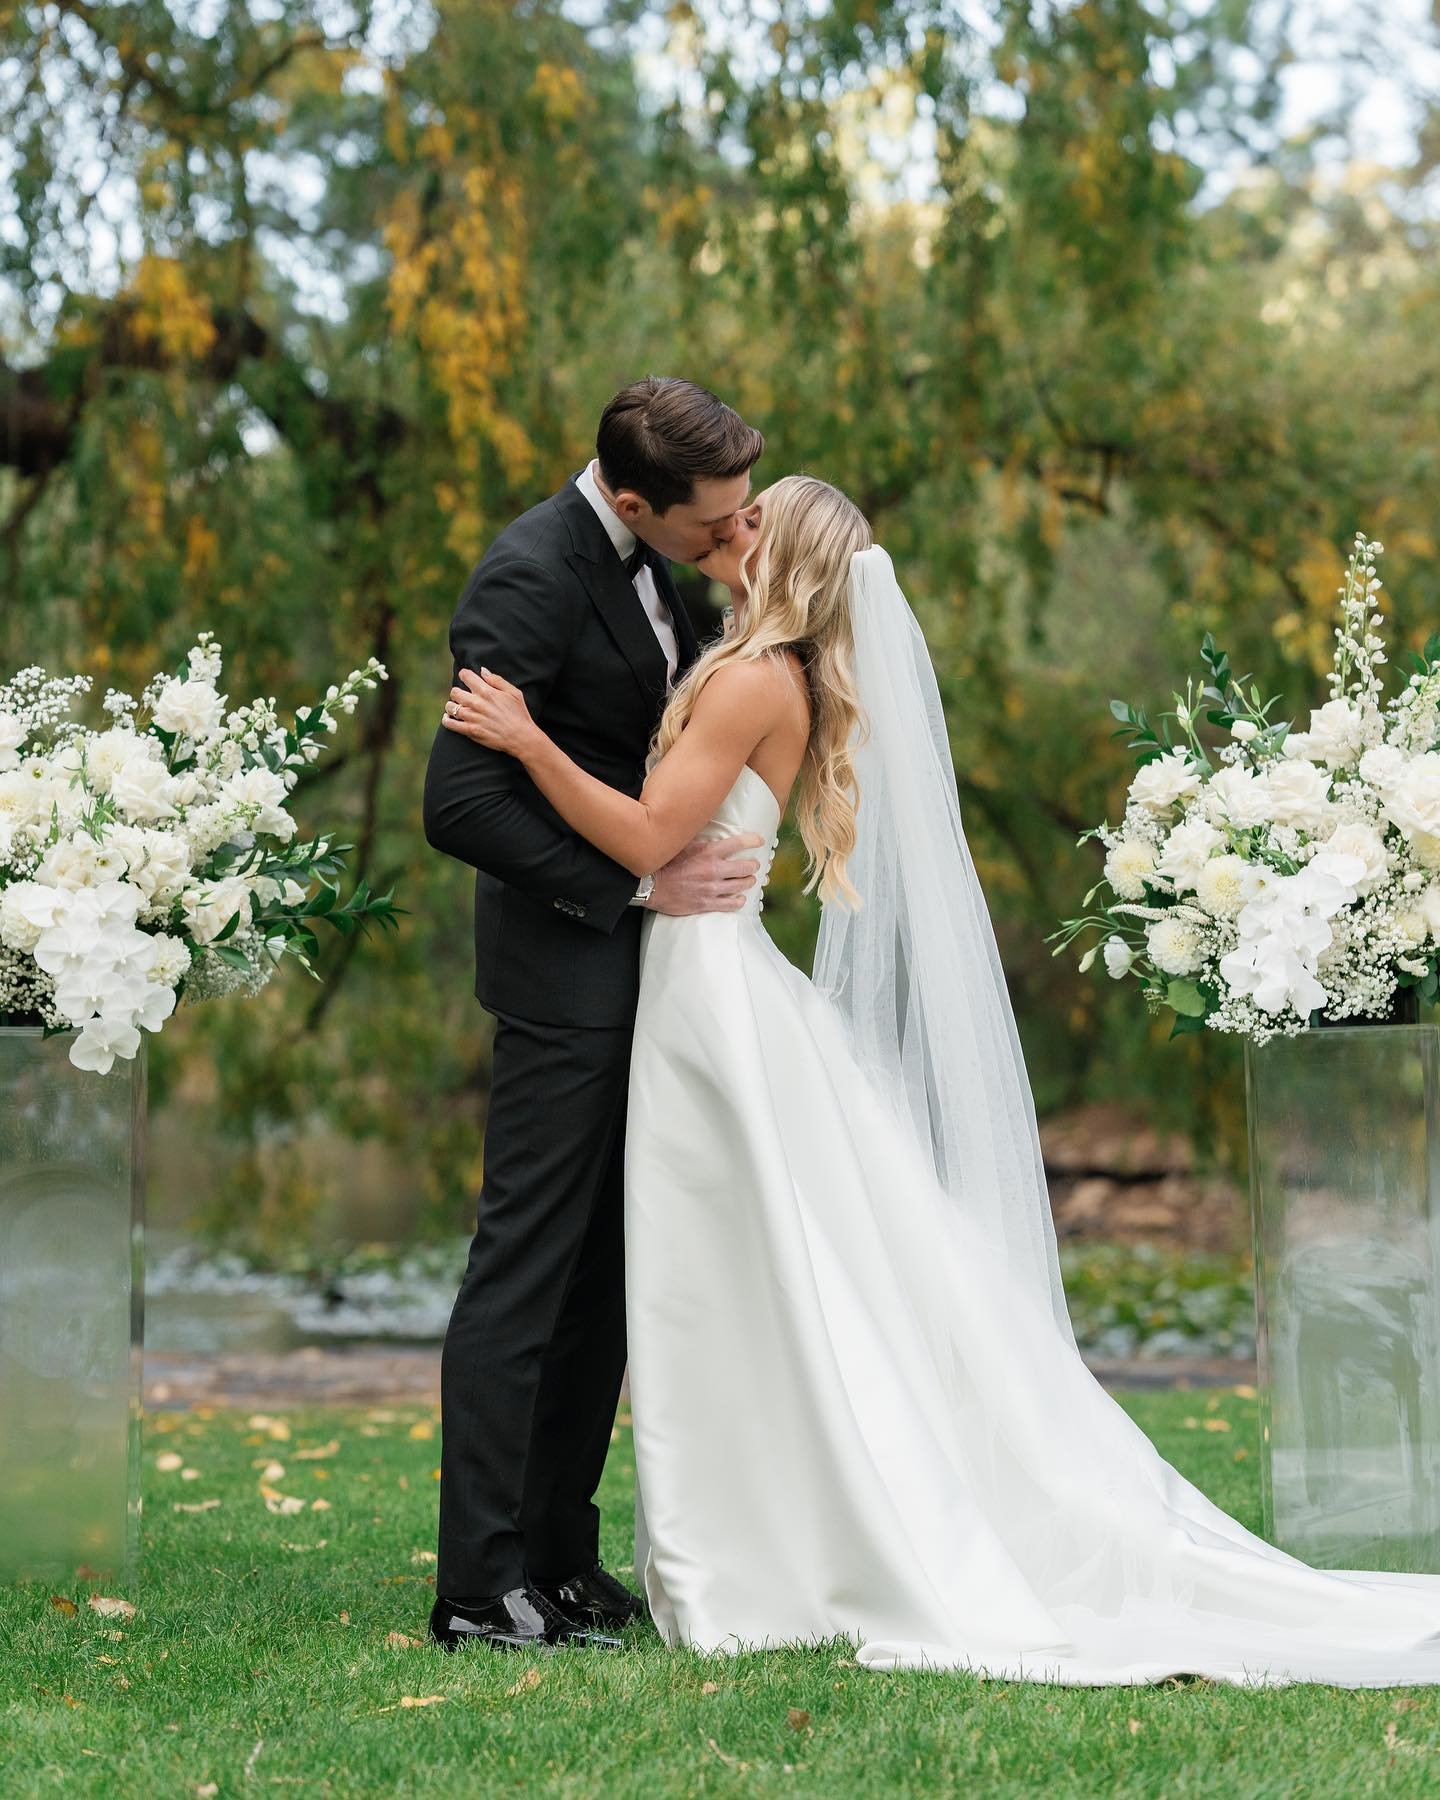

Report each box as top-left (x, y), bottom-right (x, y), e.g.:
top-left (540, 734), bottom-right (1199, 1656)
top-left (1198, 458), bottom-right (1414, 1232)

top-left (645, 834), bottom-right (765, 916)
top-left (442, 667), bottom-right (539, 758)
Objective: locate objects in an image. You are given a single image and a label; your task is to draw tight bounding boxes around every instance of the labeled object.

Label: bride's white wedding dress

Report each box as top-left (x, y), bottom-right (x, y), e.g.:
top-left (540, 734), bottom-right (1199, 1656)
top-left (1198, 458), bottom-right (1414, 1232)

top-left (624, 760), bottom-right (1440, 1687)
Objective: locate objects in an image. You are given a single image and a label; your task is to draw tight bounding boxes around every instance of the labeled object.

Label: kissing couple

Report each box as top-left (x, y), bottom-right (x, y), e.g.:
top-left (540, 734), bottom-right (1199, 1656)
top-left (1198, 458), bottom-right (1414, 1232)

top-left (421, 377), bottom-right (1440, 1686)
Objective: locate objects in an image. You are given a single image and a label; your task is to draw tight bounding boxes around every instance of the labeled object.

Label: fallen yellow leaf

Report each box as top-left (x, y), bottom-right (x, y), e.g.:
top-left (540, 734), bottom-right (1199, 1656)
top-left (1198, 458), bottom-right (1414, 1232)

top-left (506, 1668), bottom-right (543, 1696)
top-left (294, 1439), bottom-right (341, 1461)
top-left (386, 1631), bottom-right (425, 1648)
top-left (408, 1421), bottom-right (434, 1441)
top-left (49, 1595), bottom-right (78, 1616)
top-left (87, 1596), bottom-right (136, 1621)
top-left (173, 1499), bottom-right (222, 1513)
top-left (154, 1452), bottom-right (184, 1473)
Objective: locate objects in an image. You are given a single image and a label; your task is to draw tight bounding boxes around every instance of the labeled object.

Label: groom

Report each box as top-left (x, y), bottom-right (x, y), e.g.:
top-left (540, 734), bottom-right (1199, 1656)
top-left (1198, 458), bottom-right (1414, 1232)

top-left (422, 378), bottom-right (766, 1651)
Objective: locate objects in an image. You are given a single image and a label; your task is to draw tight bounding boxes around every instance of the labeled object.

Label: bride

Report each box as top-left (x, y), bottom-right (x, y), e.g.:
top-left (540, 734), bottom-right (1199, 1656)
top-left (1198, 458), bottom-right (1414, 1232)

top-left (441, 473), bottom-right (1440, 1687)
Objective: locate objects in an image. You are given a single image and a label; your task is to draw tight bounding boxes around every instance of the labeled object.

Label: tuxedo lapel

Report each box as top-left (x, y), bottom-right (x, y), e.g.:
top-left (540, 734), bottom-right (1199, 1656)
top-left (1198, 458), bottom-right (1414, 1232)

top-left (554, 479), bottom-right (670, 711)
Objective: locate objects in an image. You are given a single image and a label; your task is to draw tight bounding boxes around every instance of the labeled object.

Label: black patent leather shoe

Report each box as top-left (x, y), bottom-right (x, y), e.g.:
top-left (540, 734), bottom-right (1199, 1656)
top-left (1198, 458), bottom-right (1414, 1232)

top-left (428, 1585), bottom-right (621, 1652)
top-left (531, 1561), bottom-right (647, 1631)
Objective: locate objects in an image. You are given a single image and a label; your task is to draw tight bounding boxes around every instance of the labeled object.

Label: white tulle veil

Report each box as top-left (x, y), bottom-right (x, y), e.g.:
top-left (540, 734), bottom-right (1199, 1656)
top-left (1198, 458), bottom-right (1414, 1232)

top-left (812, 545), bottom-right (1075, 1344)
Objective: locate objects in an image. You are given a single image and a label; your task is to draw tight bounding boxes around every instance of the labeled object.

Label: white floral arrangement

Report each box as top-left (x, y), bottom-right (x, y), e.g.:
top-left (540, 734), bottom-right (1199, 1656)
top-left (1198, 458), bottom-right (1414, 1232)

top-left (0, 634), bottom-right (401, 1071)
top-left (1052, 534), bottom-right (1440, 1044)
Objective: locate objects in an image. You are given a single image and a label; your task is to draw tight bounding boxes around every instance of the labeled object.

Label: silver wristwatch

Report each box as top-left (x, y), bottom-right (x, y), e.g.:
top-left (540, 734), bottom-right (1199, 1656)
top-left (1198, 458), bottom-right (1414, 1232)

top-left (632, 871), bottom-right (656, 906)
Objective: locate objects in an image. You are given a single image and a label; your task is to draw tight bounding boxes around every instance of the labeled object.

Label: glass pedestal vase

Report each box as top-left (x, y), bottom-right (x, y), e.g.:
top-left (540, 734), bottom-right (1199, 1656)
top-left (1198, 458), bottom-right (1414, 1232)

top-left (1245, 1022), bottom-right (1440, 1572)
top-left (0, 1026), bottom-right (145, 1590)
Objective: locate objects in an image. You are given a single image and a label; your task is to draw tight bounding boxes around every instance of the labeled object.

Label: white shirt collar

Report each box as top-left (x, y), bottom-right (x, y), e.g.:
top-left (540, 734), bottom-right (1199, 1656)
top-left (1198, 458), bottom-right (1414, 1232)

top-left (575, 459), bottom-right (636, 561)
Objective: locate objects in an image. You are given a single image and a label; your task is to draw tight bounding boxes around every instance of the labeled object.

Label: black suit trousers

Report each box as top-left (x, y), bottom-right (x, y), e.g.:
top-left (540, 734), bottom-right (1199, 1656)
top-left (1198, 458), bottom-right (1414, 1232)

top-left (437, 1009), bottom-right (634, 1597)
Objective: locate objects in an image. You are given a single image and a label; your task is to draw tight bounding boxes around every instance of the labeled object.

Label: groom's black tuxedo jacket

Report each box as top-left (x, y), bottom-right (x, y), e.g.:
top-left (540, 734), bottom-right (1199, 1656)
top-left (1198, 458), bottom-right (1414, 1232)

top-left (423, 475), bottom-right (702, 1028)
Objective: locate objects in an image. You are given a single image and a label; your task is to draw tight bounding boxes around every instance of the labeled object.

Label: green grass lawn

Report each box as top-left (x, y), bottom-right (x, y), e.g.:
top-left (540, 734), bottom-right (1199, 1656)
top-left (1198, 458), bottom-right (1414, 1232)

top-left (3, 1388), bottom-right (1439, 1798)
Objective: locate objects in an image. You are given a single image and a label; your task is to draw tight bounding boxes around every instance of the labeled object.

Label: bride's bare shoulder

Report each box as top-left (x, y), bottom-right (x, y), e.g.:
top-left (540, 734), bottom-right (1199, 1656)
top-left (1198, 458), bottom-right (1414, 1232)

top-left (699, 652), bottom-right (805, 721)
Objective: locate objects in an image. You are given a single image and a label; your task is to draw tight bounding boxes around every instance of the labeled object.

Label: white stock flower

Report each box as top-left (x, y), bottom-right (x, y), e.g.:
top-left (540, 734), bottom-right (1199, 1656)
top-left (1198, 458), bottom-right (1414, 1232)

top-left (0, 880), bottom-right (67, 951)
top-left (221, 766), bottom-right (295, 840)
top-left (1195, 854), bottom-right (1261, 919)
top-left (1154, 817), bottom-right (1223, 892)
top-left (1264, 759), bottom-right (1333, 829)
top-left (1359, 742), bottom-right (1406, 790)
top-left (1128, 748), bottom-right (1202, 813)
top-left (110, 755), bottom-right (179, 822)
top-left (180, 874), bottom-right (253, 944)
top-left (152, 677), bottom-right (225, 740)
top-left (147, 933), bottom-right (192, 987)
top-left (1103, 935), bottom-right (1135, 978)
top-left (1204, 764), bottom-right (1274, 829)
top-left (1104, 840), bottom-right (1156, 900)
top-left (1146, 916), bottom-right (1205, 976)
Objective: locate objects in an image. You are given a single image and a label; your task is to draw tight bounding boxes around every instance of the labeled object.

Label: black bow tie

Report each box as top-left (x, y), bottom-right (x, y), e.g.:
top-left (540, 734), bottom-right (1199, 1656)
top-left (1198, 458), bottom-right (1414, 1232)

top-left (623, 541), bottom-right (651, 580)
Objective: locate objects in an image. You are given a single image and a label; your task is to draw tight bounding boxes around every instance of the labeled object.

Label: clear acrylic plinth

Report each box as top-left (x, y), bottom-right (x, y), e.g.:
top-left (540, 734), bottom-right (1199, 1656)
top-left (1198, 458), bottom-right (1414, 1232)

top-left (0, 1026), bottom-right (145, 1590)
top-left (1246, 1022), bottom-right (1440, 1571)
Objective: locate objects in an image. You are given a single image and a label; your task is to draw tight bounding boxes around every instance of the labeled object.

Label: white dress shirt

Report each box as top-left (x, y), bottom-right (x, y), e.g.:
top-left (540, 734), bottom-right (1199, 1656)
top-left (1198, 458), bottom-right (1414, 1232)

top-left (575, 459), bottom-right (679, 683)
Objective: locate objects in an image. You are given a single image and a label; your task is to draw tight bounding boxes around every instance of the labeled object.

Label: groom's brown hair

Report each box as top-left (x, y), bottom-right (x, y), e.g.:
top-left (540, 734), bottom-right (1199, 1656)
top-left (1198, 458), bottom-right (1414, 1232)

top-left (597, 378), bottom-right (763, 516)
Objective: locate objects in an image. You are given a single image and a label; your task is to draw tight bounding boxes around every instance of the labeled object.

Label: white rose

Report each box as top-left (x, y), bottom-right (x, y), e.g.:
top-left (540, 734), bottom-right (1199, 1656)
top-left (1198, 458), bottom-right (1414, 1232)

top-left (1154, 818), bottom-right (1223, 892)
top-left (0, 880), bottom-right (68, 951)
top-left (1204, 764), bottom-right (1274, 829)
top-left (1302, 698), bottom-right (1366, 768)
top-left (0, 770), bottom-right (43, 833)
top-left (1128, 749), bottom-right (1202, 813)
top-left (1229, 720), bottom-right (1259, 743)
top-left (1378, 752), bottom-right (1440, 841)
top-left (0, 711), bottom-right (28, 771)
top-left (1195, 854), bottom-right (1261, 919)
top-left (1146, 916), bottom-right (1205, 976)
top-left (1264, 760), bottom-right (1333, 829)
top-left (1104, 840), bottom-right (1156, 900)
top-left (1103, 935), bottom-right (1135, 979)
top-left (152, 678), bottom-right (225, 741)
top-left (85, 727), bottom-right (158, 790)
top-left (35, 835), bottom-right (102, 890)
top-left (1319, 820), bottom-right (1390, 895)
top-left (110, 756), bottom-right (178, 822)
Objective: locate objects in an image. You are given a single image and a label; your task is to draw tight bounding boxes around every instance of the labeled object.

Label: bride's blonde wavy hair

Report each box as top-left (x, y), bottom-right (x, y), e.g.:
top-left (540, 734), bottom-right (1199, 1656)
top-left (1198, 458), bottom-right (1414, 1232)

top-left (650, 473), bottom-right (871, 907)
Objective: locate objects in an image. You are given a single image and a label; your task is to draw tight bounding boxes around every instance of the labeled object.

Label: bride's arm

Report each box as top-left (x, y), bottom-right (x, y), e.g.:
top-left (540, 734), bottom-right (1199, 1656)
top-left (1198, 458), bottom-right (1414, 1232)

top-left (442, 658), bottom-right (793, 877)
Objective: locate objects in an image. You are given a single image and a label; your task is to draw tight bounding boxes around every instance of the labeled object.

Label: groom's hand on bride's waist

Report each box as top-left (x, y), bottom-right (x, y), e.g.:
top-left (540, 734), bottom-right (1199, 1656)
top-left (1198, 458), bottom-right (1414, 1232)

top-left (643, 834), bottom-right (766, 915)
